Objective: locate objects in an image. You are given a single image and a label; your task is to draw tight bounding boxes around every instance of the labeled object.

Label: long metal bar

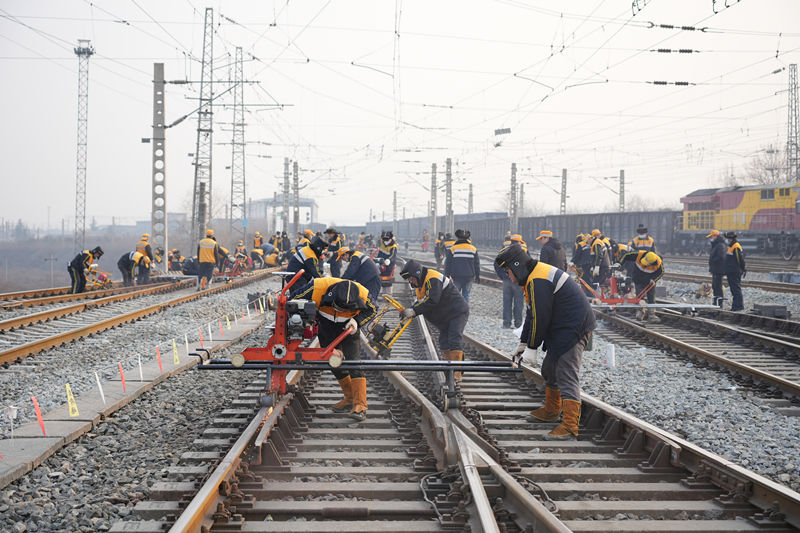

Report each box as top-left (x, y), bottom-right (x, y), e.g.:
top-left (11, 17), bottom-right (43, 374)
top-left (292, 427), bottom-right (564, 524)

top-left (451, 426), bottom-right (500, 533)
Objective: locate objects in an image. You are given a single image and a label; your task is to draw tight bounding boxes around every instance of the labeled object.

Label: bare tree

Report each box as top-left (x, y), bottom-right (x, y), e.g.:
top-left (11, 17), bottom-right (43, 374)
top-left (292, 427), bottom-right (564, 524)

top-left (744, 145), bottom-right (788, 184)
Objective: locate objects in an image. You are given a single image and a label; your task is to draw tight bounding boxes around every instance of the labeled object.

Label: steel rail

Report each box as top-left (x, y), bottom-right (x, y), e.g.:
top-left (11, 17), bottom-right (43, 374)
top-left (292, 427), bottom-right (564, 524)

top-left (664, 271), bottom-right (800, 294)
top-left (0, 280), bottom-right (192, 332)
top-left (0, 283), bottom-right (159, 310)
top-left (599, 310), bottom-right (800, 399)
top-left (0, 270), bottom-right (274, 365)
top-left (462, 332), bottom-right (800, 530)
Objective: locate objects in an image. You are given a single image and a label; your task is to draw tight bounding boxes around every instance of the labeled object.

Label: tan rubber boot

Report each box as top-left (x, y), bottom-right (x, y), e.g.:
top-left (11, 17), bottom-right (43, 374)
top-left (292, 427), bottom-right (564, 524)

top-left (526, 387), bottom-right (562, 422)
top-left (544, 399), bottom-right (581, 440)
top-left (348, 377), bottom-right (368, 421)
top-left (330, 376), bottom-right (353, 412)
top-left (449, 350), bottom-right (464, 381)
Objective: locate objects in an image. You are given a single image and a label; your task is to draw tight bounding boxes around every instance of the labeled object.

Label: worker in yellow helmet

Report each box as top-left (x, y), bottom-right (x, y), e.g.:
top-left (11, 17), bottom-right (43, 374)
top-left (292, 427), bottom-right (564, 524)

top-left (197, 229), bottom-right (221, 290)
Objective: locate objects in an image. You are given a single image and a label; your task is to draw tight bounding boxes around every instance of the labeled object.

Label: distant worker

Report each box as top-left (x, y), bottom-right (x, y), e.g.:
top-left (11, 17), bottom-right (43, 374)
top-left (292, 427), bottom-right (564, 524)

top-left (253, 231), bottom-right (263, 249)
top-left (422, 229), bottom-right (430, 252)
top-left (376, 231), bottom-right (398, 282)
top-left (135, 233), bottom-right (154, 284)
top-left (588, 229), bottom-right (610, 287)
top-left (280, 231), bottom-right (291, 253)
top-left (399, 259), bottom-right (469, 380)
top-left (496, 244), bottom-right (596, 440)
top-left (339, 246), bottom-right (382, 303)
top-left (618, 249), bottom-right (664, 320)
top-left (290, 278), bottom-right (377, 421)
top-left (269, 231), bottom-right (281, 250)
top-left (216, 245), bottom-right (230, 273)
top-left (434, 232), bottom-right (446, 269)
top-left (68, 246), bottom-right (104, 294)
top-left (724, 231), bottom-right (746, 312)
top-left (234, 240), bottom-right (247, 258)
top-left (536, 230), bottom-right (567, 271)
top-left (287, 234), bottom-right (329, 285)
top-left (494, 243), bottom-right (524, 330)
top-left (707, 230), bottom-right (726, 307)
top-left (325, 227), bottom-right (343, 277)
top-left (445, 229), bottom-right (480, 303)
top-left (168, 249), bottom-right (184, 271)
top-left (629, 224), bottom-right (656, 253)
top-left (197, 229), bottom-right (221, 290)
top-left (118, 251), bottom-right (150, 287)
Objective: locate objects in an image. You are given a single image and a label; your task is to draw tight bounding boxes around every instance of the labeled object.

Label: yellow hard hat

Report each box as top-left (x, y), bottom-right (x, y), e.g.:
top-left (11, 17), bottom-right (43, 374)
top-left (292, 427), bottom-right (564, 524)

top-left (336, 246), bottom-right (351, 261)
top-left (238, 240), bottom-right (244, 245)
top-left (642, 252), bottom-right (659, 265)
top-left (536, 230), bottom-right (552, 241)
top-left (142, 233), bottom-right (150, 240)
top-left (304, 229), bottom-right (314, 237)
top-left (206, 229), bottom-right (214, 236)
top-left (706, 229), bottom-right (720, 238)
top-left (591, 229), bottom-right (601, 237)
top-left (510, 234), bottom-right (523, 242)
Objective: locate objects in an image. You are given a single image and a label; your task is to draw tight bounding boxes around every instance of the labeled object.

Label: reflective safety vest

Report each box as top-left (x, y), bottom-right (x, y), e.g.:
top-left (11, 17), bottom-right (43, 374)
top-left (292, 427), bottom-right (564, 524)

top-left (198, 238), bottom-right (218, 263)
top-left (309, 278), bottom-right (370, 323)
top-left (414, 269), bottom-right (450, 301)
top-left (634, 250), bottom-right (662, 273)
top-left (136, 239), bottom-right (150, 257)
top-left (128, 251), bottom-right (145, 265)
top-left (630, 235), bottom-right (656, 252)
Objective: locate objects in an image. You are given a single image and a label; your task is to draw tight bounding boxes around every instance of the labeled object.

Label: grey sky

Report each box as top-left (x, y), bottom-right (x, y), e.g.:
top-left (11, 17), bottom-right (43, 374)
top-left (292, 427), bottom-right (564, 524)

top-left (1, 0), bottom-right (799, 230)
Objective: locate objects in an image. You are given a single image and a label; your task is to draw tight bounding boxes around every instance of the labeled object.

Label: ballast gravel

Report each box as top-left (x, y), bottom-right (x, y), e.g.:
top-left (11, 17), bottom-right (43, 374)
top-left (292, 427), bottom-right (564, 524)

top-left (465, 282), bottom-right (800, 494)
top-left (0, 296), bottom-right (278, 533)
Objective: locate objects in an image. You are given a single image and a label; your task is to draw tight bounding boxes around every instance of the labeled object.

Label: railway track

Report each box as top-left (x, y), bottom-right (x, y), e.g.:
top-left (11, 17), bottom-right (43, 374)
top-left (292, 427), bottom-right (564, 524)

top-left (0, 270), bottom-right (274, 366)
top-left (113, 283), bottom-right (800, 532)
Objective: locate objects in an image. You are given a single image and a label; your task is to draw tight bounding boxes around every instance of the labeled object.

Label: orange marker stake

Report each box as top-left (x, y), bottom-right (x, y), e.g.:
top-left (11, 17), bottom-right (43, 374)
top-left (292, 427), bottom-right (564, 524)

top-left (199, 328), bottom-right (204, 349)
top-left (218, 319), bottom-right (224, 336)
top-left (156, 346), bottom-right (163, 372)
top-left (118, 362), bottom-right (127, 393)
top-left (31, 396), bottom-right (46, 436)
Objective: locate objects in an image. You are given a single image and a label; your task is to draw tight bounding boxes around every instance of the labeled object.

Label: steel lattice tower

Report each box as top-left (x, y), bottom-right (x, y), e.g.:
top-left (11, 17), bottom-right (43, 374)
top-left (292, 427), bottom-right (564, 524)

top-left (191, 8), bottom-right (214, 247)
top-left (229, 47), bottom-right (246, 243)
top-left (788, 64), bottom-right (799, 181)
top-left (73, 39), bottom-right (94, 252)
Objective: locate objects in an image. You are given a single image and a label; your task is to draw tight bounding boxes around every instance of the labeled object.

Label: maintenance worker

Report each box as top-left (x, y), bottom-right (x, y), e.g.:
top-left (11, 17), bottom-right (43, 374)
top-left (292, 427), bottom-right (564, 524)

top-left (325, 227), bottom-right (343, 277)
top-left (234, 240), bottom-right (247, 259)
top-left (707, 229), bottom-right (726, 307)
top-left (197, 229), bottom-right (221, 290)
top-left (250, 248), bottom-right (265, 269)
top-left (339, 246), bottom-right (382, 302)
top-left (168, 249), bottom-right (184, 271)
top-left (135, 233), bottom-right (154, 284)
top-left (629, 224), bottom-right (656, 253)
top-left (496, 244), bottom-right (596, 440)
top-left (588, 229), bottom-right (610, 287)
top-left (217, 245), bottom-right (230, 273)
top-left (269, 231), bottom-right (281, 250)
top-left (376, 231), bottom-right (398, 281)
top-left (724, 231), bottom-right (746, 311)
top-left (253, 231), bottom-right (263, 249)
top-left (536, 230), bottom-right (567, 271)
top-left (422, 229), bottom-right (430, 252)
top-left (118, 251), bottom-right (150, 287)
top-left (434, 232), bottom-right (446, 269)
top-left (68, 246), bottom-right (104, 294)
top-left (399, 259), bottom-right (469, 379)
top-left (290, 278), bottom-right (377, 421)
top-left (298, 229), bottom-right (315, 247)
top-left (444, 229), bottom-right (480, 303)
top-left (287, 234), bottom-right (328, 285)
top-left (494, 246), bottom-right (524, 330)
top-left (510, 234), bottom-right (528, 251)
top-left (618, 249), bottom-right (664, 320)
top-left (280, 232), bottom-right (291, 253)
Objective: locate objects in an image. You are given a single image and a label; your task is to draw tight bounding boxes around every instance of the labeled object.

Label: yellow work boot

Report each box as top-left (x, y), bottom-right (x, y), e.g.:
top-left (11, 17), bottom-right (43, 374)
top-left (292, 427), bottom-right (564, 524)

top-left (544, 399), bottom-right (581, 440)
top-left (348, 377), bottom-right (368, 422)
top-left (330, 376), bottom-right (353, 412)
top-left (448, 350), bottom-right (464, 381)
top-left (526, 387), bottom-right (562, 423)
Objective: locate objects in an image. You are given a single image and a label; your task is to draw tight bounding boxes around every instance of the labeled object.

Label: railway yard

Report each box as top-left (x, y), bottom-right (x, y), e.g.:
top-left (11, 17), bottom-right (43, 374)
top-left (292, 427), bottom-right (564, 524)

top-left (1, 255), bottom-right (800, 532)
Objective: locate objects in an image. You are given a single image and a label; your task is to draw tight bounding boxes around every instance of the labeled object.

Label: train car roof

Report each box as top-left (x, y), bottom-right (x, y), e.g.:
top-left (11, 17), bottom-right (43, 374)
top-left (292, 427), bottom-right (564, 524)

top-left (684, 181), bottom-right (800, 199)
top-left (683, 188), bottom-right (720, 198)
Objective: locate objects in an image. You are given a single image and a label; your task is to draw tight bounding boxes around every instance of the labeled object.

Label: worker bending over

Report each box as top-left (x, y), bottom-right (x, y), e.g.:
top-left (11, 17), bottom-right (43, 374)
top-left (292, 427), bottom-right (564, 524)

top-left (338, 246), bottom-right (382, 303)
top-left (68, 246), bottom-right (104, 294)
top-left (291, 278), bottom-right (376, 421)
top-left (399, 259), bottom-right (469, 380)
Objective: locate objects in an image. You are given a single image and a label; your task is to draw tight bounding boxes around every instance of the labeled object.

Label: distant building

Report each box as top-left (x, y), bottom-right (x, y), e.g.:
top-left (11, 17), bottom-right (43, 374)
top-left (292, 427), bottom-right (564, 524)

top-left (247, 194), bottom-right (318, 233)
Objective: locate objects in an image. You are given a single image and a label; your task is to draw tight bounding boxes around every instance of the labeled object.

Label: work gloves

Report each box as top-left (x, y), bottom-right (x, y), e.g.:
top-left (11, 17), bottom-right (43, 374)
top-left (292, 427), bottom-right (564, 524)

top-left (400, 307), bottom-right (416, 320)
top-left (346, 317), bottom-right (358, 335)
top-left (741, 270), bottom-right (747, 279)
top-left (591, 266), bottom-right (600, 276)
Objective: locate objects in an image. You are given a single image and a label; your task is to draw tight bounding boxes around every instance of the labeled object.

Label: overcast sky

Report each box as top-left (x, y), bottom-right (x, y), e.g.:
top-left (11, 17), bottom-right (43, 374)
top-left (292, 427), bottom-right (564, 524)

top-left (2, 0), bottom-right (799, 230)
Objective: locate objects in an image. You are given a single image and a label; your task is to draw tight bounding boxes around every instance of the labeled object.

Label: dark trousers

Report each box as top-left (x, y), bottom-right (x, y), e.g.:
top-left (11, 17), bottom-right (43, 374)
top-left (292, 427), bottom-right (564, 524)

top-left (436, 311), bottom-right (469, 351)
top-left (136, 266), bottom-right (150, 285)
top-left (329, 260), bottom-right (341, 278)
top-left (580, 265), bottom-right (593, 295)
top-left (68, 266), bottom-right (86, 294)
top-left (318, 318), bottom-right (363, 380)
top-left (632, 272), bottom-right (656, 304)
top-left (502, 279), bottom-right (523, 327)
top-left (711, 273), bottom-right (724, 306)
top-left (542, 332), bottom-right (591, 401)
top-left (453, 278), bottom-right (473, 304)
top-left (197, 262), bottom-right (214, 285)
top-left (118, 260), bottom-right (134, 286)
top-left (726, 271), bottom-right (744, 311)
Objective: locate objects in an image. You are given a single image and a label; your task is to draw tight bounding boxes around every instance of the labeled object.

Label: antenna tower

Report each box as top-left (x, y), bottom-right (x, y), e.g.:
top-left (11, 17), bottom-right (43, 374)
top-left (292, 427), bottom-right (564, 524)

top-left (191, 8), bottom-right (214, 247)
top-left (73, 39), bottom-right (94, 251)
top-left (788, 64), bottom-right (799, 181)
top-left (229, 47), bottom-right (246, 243)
